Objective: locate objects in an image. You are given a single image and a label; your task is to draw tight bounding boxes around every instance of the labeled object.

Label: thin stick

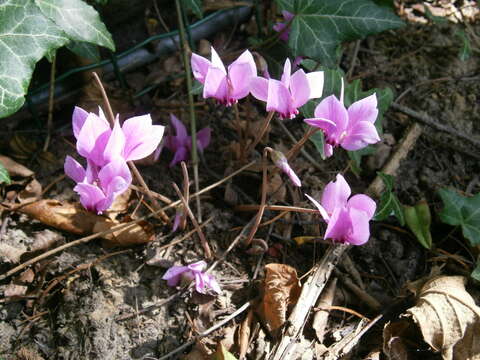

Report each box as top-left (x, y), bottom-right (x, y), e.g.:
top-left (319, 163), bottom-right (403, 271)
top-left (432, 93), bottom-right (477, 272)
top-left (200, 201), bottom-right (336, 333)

top-left (172, 182), bottom-right (212, 258)
top-left (0, 161), bottom-right (256, 281)
top-left (247, 111), bottom-right (275, 155)
top-left (175, 0), bottom-right (202, 223)
top-left (129, 185), bottom-right (172, 204)
top-left (158, 302), bottom-right (251, 360)
top-left (179, 161), bottom-right (190, 230)
top-left (286, 127), bottom-right (319, 161)
top-left (245, 148), bottom-right (270, 246)
top-left (91, 72), bottom-right (170, 224)
top-left (391, 102), bottom-right (480, 148)
top-left (43, 52), bottom-right (56, 152)
top-left (236, 204), bottom-right (319, 214)
top-left (158, 217), bottom-right (213, 252)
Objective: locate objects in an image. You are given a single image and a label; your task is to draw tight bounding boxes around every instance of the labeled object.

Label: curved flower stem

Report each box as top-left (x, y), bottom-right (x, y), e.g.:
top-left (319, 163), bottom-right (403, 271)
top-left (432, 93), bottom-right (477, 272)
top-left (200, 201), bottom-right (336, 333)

top-left (245, 147), bottom-right (273, 246)
top-left (247, 110), bottom-right (275, 156)
top-left (175, 0), bottom-right (202, 223)
top-left (236, 204), bottom-right (319, 214)
top-left (91, 72), bottom-right (170, 224)
top-left (43, 52), bottom-right (56, 152)
top-left (286, 126), bottom-right (319, 161)
top-left (233, 102), bottom-right (245, 161)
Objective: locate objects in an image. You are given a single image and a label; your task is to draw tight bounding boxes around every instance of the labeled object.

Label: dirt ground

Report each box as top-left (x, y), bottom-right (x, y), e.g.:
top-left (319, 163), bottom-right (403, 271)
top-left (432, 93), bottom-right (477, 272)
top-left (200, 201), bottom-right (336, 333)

top-left (0, 3), bottom-right (479, 360)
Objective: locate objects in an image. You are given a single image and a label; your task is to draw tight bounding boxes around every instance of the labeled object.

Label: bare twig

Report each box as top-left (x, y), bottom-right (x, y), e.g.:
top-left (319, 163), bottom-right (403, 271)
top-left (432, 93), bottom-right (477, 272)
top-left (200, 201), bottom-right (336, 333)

top-left (43, 52), bottom-right (56, 152)
top-left (235, 204), bottom-right (319, 214)
top-left (286, 127), bottom-right (319, 161)
top-left (346, 40), bottom-right (361, 80)
top-left (172, 183), bottom-right (212, 259)
top-left (313, 277), bottom-right (337, 343)
top-left (391, 102), bottom-right (480, 149)
top-left (158, 302), bottom-right (251, 360)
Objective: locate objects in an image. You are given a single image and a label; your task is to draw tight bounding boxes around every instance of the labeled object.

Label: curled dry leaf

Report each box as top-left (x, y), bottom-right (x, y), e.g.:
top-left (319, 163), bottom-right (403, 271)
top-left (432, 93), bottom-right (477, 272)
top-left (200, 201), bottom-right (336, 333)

top-left (384, 276), bottom-right (480, 360)
top-left (260, 263), bottom-right (301, 334)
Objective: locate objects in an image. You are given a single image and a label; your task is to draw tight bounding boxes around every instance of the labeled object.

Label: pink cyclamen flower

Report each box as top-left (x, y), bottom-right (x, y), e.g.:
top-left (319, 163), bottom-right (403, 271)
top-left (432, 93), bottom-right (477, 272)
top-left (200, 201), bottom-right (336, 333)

top-left (273, 10), bottom-right (294, 42)
top-left (304, 82), bottom-right (380, 158)
top-left (164, 114), bottom-right (211, 167)
top-left (65, 156), bottom-right (132, 214)
top-left (305, 174), bottom-right (376, 245)
top-left (191, 47), bottom-right (257, 106)
top-left (270, 149), bottom-right (301, 187)
top-left (250, 58), bottom-right (324, 119)
top-left (162, 260), bottom-right (221, 294)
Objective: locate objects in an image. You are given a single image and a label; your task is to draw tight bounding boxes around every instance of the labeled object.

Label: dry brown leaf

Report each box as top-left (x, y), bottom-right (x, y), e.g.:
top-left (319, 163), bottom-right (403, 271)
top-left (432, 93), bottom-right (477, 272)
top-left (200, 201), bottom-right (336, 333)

top-left (16, 269), bottom-right (35, 284)
top-left (94, 217), bottom-right (155, 248)
top-left (17, 179), bottom-right (42, 203)
top-left (30, 230), bottom-right (64, 252)
top-left (385, 276), bottom-right (480, 360)
top-left (18, 200), bottom-right (101, 235)
top-left (0, 243), bottom-right (25, 263)
top-left (4, 283), bottom-right (28, 297)
top-left (105, 188), bottom-right (131, 220)
top-left (260, 263), bottom-right (301, 334)
top-left (0, 155), bottom-right (34, 178)
top-left (383, 321), bottom-right (412, 360)
top-left (238, 309), bottom-right (253, 359)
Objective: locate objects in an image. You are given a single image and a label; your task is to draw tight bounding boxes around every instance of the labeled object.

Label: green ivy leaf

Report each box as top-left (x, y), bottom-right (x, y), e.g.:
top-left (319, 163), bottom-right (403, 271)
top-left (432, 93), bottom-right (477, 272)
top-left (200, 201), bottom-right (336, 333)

top-left (438, 188), bottom-right (480, 246)
top-left (288, 0), bottom-right (404, 67)
top-left (404, 200), bottom-right (432, 249)
top-left (34, 0), bottom-right (114, 51)
top-left (309, 130), bottom-right (326, 159)
top-left (0, 0), bottom-right (69, 117)
top-left (182, 0), bottom-right (203, 19)
top-left (0, 162), bottom-right (11, 185)
top-left (275, 0), bottom-right (293, 12)
top-left (472, 260), bottom-right (480, 282)
top-left (66, 41), bottom-right (100, 61)
top-left (373, 172), bottom-right (404, 225)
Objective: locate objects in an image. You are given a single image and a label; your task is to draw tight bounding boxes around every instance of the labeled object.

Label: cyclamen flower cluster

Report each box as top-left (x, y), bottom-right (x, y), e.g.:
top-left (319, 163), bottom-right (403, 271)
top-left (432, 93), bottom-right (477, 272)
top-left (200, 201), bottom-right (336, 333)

top-left (162, 260), bottom-right (221, 294)
top-left (64, 106), bottom-right (164, 213)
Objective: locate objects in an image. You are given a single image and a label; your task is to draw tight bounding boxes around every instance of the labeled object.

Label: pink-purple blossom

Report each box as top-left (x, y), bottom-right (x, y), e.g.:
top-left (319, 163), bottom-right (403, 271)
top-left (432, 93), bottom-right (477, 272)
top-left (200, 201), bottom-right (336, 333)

top-left (65, 106), bottom-right (164, 213)
top-left (162, 260), bottom-right (221, 294)
top-left (250, 59), bottom-right (324, 119)
top-left (270, 149), bottom-right (301, 187)
top-left (164, 114), bottom-right (211, 167)
top-left (273, 11), bottom-right (294, 42)
top-left (304, 84), bottom-right (380, 157)
top-left (191, 47), bottom-right (257, 106)
top-left (306, 174), bottom-right (376, 245)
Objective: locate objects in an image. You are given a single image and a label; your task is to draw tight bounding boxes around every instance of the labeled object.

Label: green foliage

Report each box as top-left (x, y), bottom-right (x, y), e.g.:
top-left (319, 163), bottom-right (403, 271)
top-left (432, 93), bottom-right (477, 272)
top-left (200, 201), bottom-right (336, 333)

top-left (438, 188), bottom-right (480, 246)
top-left (455, 30), bottom-right (471, 61)
top-left (183, 0), bottom-right (203, 18)
top-left (472, 260), bottom-right (480, 282)
top-left (373, 172), bottom-right (404, 226)
top-left (276, 0), bottom-right (404, 67)
top-left (309, 130), bottom-right (326, 159)
top-left (66, 41), bottom-right (101, 61)
top-left (404, 200), bottom-right (432, 249)
top-left (0, 162), bottom-right (11, 185)
top-left (0, 0), bottom-right (114, 118)
top-left (210, 344), bottom-right (238, 360)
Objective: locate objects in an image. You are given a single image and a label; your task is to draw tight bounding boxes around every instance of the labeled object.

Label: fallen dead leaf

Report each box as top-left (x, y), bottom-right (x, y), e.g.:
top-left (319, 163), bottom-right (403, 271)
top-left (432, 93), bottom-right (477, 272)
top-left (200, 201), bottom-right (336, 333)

top-left (238, 309), bottom-right (253, 359)
top-left (259, 263), bottom-right (301, 334)
top-left (94, 217), bottom-right (155, 248)
top-left (0, 155), bottom-right (34, 178)
top-left (0, 243), bottom-right (25, 263)
top-left (105, 188), bottom-right (132, 220)
top-left (384, 275), bottom-right (480, 360)
top-left (4, 283), bottom-right (28, 297)
top-left (30, 230), bottom-right (64, 252)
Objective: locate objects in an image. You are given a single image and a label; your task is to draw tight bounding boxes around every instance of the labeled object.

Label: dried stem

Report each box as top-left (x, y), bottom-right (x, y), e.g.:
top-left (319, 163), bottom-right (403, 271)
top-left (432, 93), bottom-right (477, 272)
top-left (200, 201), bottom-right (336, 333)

top-left (172, 182), bottom-right (212, 259)
top-left (43, 52), bottom-right (56, 152)
top-left (175, 0), bottom-right (202, 223)
top-left (236, 204), bottom-right (319, 214)
top-left (286, 127), bottom-right (319, 161)
top-left (91, 72), bottom-right (170, 224)
top-left (245, 147), bottom-right (271, 246)
top-left (247, 111), bottom-right (275, 155)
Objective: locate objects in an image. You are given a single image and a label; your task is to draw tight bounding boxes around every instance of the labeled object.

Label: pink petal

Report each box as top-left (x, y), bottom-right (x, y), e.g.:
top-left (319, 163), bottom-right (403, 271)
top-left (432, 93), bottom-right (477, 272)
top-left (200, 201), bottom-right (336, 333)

top-left (74, 183), bottom-right (105, 213)
top-left (196, 127), bottom-right (211, 151)
top-left (250, 77), bottom-right (269, 102)
top-left (169, 114), bottom-right (188, 140)
top-left (278, 161), bottom-right (301, 187)
top-left (194, 272), bottom-right (206, 293)
top-left (266, 79), bottom-right (291, 117)
top-left (76, 113), bottom-right (111, 166)
top-left (64, 155), bottom-right (85, 183)
top-left (303, 117), bottom-right (337, 135)
top-left (98, 159), bottom-right (131, 193)
top-left (228, 50), bottom-right (256, 100)
top-left (273, 23), bottom-right (289, 42)
top-left (282, 10), bottom-right (294, 21)
top-left (306, 71), bottom-right (324, 99)
top-left (103, 120), bottom-right (126, 163)
top-left (321, 174), bottom-right (351, 215)
top-left (340, 121), bottom-right (380, 151)
top-left (191, 53), bottom-right (212, 83)
top-left (203, 67), bottom-right (228, 102)
top-left (347, 194), bottom-right (376, 220)
top-left (347, 94), bottom-right (378, 124)
top-left (314, 95), bottom-right (348, 138)
top-left (290, 69), bottom-right (310, 108)
top-left (162, 265), bottom-right (188, 287)
top-left (204, 273), bottom-right (221, 294)
top-left (305, 193), bottom-right (329, 222)
top-left (280, 59), bottom-right (291, 87)
top-left (188, 260), bottom-right (207, 272)
top-left (72, 106), bottom-right (89, 139)
top-left (122, 115), bottom-right (165, 161)
top-left (324, 206), bottom-right (351, 242)
top-left (169, 146), bottom-right (189, 167)
top-left (346, 207), bottom-right (371, 245)
top-left (324, 143), bottom-right (334, 158)
top-left (210, 47), bottom-right (226, 74)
